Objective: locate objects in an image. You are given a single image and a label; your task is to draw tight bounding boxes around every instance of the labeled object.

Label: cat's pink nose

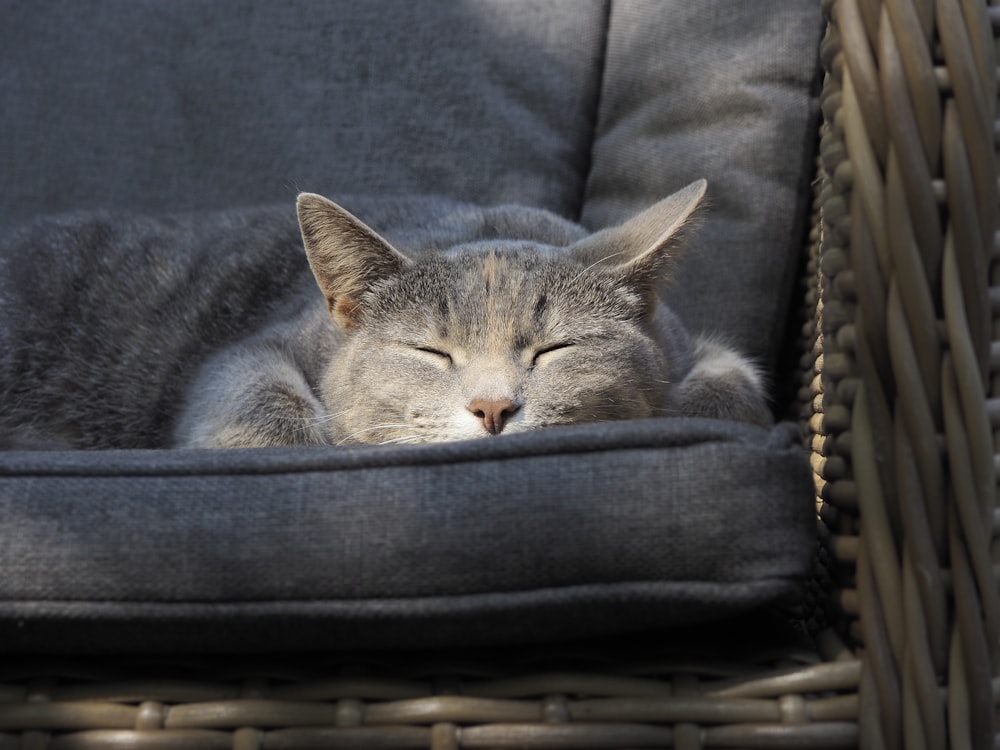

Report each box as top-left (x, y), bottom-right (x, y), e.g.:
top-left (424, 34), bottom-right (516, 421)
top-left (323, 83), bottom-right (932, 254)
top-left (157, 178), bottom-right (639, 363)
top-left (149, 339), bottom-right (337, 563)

top-left (468, 398), bottom-right (520, 435)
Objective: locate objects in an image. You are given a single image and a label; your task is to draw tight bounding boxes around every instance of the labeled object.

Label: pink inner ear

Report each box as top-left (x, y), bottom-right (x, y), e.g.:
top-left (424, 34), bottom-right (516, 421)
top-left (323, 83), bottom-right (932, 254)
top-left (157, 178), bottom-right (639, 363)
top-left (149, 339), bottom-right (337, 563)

top-left (332, 294), bottom-right (361, 329)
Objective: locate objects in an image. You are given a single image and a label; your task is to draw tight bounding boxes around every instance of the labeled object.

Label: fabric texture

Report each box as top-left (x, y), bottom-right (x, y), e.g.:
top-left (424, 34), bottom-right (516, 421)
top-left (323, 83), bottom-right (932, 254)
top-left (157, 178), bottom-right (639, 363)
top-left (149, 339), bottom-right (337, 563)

top-left (0, 420), bottom-right (815, 653)
top-left (582, 1), bottom-right (823, 367)
top-left (0, 1), bottom-right (823, 652)
top-left (0, 0), bottom-right (607, 227)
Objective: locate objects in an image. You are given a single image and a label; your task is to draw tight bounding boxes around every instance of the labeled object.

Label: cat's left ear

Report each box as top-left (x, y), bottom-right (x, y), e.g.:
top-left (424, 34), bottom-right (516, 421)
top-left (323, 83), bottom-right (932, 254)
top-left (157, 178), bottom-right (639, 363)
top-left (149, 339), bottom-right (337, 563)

top-left (297, 193), bottom-right (413, 329)
top-left (568, 178), bottom-right (707, 289)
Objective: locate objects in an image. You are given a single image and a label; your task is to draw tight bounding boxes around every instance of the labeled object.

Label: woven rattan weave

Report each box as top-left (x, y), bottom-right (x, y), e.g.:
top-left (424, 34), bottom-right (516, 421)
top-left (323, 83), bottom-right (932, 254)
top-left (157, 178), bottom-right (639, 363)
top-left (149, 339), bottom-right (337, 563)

top-left (811, 0), bottom-right (1000, 747)
top-left (1, 1), bottom-right (997, 748)
top-left (0, 641), bottom-right (862, 750)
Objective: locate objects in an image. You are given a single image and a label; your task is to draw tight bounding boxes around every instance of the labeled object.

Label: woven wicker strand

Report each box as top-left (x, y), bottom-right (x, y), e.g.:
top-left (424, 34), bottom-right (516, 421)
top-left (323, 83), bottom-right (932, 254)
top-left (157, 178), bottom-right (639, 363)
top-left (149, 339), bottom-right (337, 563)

top-left (817, 0), bottom-right (1000, 749)
top-left (0, 661), bottom-right (864, 750)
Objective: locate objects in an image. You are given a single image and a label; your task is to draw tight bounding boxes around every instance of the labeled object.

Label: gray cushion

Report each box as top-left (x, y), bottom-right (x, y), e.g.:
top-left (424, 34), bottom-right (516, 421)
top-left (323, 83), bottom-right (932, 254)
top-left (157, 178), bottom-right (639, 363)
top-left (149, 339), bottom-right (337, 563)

top-left (0, 0), bottom-right (605, 227)
top-left (0, 420), bottom-right (814, 652)
top-left (0, 1), bottom-right (825, 367)
top-left (582, 1), bottom-right (823, 367)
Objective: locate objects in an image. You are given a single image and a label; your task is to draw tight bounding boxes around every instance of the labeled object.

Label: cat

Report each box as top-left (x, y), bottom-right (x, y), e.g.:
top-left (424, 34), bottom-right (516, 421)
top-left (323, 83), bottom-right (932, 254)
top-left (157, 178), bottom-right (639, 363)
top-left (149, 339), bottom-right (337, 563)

top-left (0, 179), bottom-right (770, 450)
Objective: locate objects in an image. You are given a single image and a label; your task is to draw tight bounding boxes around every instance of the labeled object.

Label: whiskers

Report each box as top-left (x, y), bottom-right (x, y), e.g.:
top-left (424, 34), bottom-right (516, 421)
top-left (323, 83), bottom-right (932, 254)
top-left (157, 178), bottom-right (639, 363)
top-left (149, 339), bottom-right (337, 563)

top-left (375, 434), bottom-right (427, 446)
top-left (338, 421), bottom-right (474, 446)
top-left (281, 407), bottom-right (444, 446)
top-left (278, 410), bottom-right (346, 442)
top-left (275, 410), bottom-right (407, 445)
top-left (334, 422), bottom-right (414, 446)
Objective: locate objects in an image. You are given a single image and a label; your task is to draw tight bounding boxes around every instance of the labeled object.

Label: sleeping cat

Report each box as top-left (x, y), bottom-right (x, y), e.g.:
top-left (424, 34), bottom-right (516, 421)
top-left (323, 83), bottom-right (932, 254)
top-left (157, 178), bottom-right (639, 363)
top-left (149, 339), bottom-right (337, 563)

top-left (0, 179), bottom-right (770, 449)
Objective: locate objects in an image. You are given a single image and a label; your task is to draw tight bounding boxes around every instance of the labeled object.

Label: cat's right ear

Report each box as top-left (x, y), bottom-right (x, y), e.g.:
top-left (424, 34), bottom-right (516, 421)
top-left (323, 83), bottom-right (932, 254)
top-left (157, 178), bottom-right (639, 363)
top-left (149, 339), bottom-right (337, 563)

top-left (297, 193), bottom-right (412, 329)
top-left (568, 179), bottom-right (707, 287)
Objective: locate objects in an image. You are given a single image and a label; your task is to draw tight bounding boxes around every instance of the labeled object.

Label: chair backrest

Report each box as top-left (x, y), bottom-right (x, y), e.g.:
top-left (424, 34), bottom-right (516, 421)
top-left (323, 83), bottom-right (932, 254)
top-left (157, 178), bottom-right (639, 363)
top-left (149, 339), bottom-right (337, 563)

top-left (0, 0), bottom-right (824, 374)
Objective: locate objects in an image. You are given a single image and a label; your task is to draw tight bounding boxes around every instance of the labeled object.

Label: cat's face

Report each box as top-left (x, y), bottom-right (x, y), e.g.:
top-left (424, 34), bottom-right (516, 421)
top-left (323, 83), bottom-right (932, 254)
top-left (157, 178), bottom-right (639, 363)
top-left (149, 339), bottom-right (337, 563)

top-left (297, 180), bottom-right (706, 445)
top-left (322, 246), bottom-right (670, 444)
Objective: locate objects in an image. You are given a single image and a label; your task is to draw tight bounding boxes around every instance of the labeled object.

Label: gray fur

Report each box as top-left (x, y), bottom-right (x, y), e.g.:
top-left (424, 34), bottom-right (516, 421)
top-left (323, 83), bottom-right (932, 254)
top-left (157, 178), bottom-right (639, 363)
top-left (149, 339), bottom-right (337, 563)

top-left (0, 182), bottom-right (770, 449)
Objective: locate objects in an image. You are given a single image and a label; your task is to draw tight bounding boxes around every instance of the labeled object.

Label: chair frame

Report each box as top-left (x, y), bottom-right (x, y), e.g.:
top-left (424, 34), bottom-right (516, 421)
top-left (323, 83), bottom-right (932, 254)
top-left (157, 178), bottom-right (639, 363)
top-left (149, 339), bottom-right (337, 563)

top-left (1, 1), bottom-right (997, 748)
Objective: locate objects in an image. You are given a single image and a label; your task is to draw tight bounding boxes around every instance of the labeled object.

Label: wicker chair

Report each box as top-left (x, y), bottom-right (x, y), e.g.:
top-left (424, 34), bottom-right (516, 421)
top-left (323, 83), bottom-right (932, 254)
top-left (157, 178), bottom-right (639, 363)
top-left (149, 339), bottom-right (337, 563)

top-left (1, 1), bottom-right (997, 748)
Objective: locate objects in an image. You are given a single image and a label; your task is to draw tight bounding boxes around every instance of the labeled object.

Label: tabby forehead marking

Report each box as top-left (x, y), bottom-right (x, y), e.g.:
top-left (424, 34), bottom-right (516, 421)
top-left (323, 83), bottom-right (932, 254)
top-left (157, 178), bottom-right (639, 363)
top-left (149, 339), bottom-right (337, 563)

top-left (482, 248), bottom-right (500, 290)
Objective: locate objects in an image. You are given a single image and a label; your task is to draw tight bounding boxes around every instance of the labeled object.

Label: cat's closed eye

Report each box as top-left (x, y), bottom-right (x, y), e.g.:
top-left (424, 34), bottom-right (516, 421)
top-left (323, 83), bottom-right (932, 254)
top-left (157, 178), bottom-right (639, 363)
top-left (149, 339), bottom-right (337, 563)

top-left (531, 342), bottom-right (574, 367)
top-left (413, 346), bottom-right (453, 368)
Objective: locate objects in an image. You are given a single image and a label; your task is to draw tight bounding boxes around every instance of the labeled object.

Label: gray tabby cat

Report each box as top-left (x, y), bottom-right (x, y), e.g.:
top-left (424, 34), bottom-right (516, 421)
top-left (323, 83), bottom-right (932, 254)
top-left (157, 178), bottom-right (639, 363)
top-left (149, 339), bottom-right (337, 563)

top-left (0, 180), bottom-right (769, 449)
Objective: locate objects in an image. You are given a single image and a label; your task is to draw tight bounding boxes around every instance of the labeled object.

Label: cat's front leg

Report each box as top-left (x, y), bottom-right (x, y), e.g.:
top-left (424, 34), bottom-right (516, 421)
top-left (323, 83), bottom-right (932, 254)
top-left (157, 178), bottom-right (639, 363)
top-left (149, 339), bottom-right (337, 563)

top-left (671, 337), bottom-right (772, 426)
top-left (173, 345), bottom-right (330, 449)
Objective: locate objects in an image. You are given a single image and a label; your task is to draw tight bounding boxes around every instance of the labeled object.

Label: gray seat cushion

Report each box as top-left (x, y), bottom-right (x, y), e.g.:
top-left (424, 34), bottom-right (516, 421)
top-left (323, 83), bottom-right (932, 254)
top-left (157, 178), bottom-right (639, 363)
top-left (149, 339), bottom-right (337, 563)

top-left (0, 420), bottom-right (814, 652)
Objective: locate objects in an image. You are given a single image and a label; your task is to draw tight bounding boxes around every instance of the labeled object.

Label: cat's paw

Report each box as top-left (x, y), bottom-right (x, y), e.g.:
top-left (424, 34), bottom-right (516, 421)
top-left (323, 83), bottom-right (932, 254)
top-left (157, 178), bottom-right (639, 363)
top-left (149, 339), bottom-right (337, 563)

top-left (197, 388), bottom-right (330, 448)
top-left (672, 337), bottom-right (772, 426)
top-left (173, 363), bottom-right (331, 448)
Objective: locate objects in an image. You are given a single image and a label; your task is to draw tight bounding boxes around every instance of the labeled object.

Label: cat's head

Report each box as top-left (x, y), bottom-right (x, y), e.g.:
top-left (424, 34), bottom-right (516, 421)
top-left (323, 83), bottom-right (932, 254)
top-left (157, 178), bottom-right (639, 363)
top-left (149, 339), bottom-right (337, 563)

top-left (297, 181), bottom-right (706, 444)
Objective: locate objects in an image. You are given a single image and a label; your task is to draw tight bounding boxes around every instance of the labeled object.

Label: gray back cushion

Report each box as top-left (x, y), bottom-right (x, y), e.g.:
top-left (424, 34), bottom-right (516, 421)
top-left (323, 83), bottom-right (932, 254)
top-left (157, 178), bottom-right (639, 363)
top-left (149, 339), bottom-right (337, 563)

top-left (0, 1), bottom-right (604, 223)
top-left (1, 0), bottom-right (823, 367)
top-left (582, 1), bottom-right (822, 365)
